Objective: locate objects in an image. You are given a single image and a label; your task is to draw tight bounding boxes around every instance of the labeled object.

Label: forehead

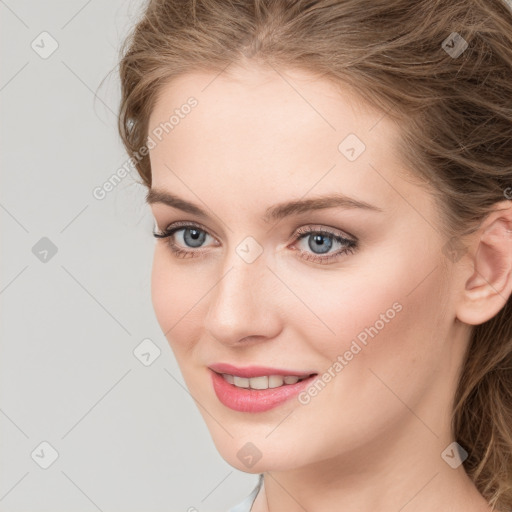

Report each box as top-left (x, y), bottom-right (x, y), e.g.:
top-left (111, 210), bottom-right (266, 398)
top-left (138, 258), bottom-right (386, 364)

top-left (149, 64), bottom-right (389, 146)
top-left (147, 64), bottom-right (413, 215)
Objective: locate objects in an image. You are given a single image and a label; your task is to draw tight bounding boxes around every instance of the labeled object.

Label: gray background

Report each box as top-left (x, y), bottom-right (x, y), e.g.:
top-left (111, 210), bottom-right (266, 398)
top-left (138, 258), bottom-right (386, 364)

top-left (0, 1), bottom-right (258, 510)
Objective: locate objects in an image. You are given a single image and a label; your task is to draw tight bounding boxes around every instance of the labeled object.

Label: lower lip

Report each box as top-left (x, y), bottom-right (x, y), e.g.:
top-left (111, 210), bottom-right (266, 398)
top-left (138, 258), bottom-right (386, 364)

top-left (210, 370), bottom-right (318, 413)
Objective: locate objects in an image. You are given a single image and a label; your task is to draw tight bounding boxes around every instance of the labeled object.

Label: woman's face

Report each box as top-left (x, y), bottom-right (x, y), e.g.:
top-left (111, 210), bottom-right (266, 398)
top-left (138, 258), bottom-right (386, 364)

top-left (147, 64), bottom-right (465, 473)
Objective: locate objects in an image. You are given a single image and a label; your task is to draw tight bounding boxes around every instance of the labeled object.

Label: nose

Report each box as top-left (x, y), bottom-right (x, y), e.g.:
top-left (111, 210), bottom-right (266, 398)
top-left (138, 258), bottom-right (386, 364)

top-left (203, 249), bottom-right (282, 347)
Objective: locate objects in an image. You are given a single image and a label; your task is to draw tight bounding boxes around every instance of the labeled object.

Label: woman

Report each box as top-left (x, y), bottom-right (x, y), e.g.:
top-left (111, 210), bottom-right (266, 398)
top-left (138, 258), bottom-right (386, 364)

top-left (117, 1), bottom-right (512, 510)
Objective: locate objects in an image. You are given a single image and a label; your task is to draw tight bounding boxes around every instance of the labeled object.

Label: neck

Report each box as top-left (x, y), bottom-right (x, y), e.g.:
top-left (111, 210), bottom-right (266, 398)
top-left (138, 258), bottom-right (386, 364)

top-left (251, 419), bottom-right (491, 512)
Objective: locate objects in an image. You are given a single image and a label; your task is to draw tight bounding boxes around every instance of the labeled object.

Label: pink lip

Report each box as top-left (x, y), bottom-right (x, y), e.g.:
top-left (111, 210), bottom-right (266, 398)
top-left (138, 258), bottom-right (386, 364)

top-left (208, 362), bottom-right (315, 379)
top-left (209, 368), bottom-right (318, 413)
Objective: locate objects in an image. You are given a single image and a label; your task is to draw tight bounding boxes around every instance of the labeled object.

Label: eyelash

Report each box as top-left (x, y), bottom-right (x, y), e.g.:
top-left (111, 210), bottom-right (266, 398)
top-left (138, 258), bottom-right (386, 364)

top-left (152, 221), bottom-right (358, 265)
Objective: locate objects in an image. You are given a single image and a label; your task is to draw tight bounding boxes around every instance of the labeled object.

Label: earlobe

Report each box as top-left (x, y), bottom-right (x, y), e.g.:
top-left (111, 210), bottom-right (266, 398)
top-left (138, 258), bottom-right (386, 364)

top-left (455, 200), bottom-right (512, 326)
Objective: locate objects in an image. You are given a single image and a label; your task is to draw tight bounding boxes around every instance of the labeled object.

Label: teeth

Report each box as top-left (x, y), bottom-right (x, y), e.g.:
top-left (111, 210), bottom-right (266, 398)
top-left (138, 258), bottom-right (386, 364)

top-left (248, 376), bottom-right (268, 389)
top-left (268, 375), bottom-right (284, 388)
top-left (233, 376), bottom-right (250, 388)
top-left (223, 374), bottom-right (308, 389)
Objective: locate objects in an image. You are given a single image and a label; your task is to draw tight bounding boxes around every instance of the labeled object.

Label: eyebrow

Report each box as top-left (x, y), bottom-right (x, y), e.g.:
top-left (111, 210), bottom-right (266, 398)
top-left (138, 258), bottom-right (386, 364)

top-left (146, 188), bottom-right (383, 223)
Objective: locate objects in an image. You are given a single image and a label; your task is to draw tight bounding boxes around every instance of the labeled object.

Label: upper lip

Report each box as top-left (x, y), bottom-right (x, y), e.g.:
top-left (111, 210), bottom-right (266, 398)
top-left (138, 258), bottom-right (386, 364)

top-left (209, 363), bottom-right (317, 379)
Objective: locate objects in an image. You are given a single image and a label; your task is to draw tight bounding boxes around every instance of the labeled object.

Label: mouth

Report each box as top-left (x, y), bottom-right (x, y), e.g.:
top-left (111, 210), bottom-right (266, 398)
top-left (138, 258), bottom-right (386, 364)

top-left (213, 371), bottom-right (317, 390)
top-left (208, 364), bottom-right (318, 413)
top-left (208, 362), bottom-right (316, 380)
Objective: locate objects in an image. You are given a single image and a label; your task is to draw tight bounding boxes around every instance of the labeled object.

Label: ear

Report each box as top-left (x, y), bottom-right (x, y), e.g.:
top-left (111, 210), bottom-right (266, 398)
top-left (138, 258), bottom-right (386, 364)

top-left (455, 199), bottom-right (512, 326)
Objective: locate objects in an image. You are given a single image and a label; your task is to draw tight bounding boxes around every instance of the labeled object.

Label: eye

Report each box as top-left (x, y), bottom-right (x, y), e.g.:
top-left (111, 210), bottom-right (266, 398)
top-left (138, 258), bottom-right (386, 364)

top-left (153, 221), bottom-right (216, 259)
top-left (152, 222), bottom-right (358, 264)
top-left (290, 225), bottom-right (357, 265)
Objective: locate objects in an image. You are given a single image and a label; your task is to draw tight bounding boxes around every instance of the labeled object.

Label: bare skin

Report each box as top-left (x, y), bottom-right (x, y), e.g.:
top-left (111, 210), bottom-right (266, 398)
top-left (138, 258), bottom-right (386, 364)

top-left (146, 62), bottom-right (512, 512)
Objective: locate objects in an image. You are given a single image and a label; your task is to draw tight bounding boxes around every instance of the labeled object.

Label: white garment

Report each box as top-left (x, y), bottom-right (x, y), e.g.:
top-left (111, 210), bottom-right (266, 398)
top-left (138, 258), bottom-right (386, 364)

top-left (228, 474), bottom-right (263, 512)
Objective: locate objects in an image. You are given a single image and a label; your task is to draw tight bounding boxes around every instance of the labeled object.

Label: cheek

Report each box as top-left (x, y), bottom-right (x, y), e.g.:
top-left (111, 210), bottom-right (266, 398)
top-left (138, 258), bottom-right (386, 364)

top-left (283, 247), bottom-right (448, 382)
top-left (150, 247), bottom-right (206, 350)
top-left (150, 247), bottom-right (172, 329)
top-left (317, 284), bottom-right (451, 438)
top-left (265, 256), bottom-right (450, 460)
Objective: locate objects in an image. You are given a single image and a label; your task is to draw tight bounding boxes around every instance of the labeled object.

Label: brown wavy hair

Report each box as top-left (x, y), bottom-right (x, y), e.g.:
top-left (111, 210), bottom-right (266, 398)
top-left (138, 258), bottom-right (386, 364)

top-left (116, 0), bottom-right (512, 509)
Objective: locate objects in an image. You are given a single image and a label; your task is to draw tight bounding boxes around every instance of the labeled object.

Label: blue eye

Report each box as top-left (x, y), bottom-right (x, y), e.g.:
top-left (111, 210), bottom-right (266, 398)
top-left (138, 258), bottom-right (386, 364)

top-left (309, 233), bottom-right (334, 253)
top-left (174, 226), bottom-right (207, 248)
top-left (153, 222), bottom-right (358, 264)
top-left (153, 223), bottom-right (215, 258)
top-left (292, 226), bottom-right (357, 264)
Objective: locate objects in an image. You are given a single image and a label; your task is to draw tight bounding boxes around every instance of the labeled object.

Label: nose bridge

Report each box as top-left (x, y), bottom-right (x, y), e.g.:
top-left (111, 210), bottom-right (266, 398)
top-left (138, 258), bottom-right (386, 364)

top-left (203, 240), bottom-right (278, 343)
